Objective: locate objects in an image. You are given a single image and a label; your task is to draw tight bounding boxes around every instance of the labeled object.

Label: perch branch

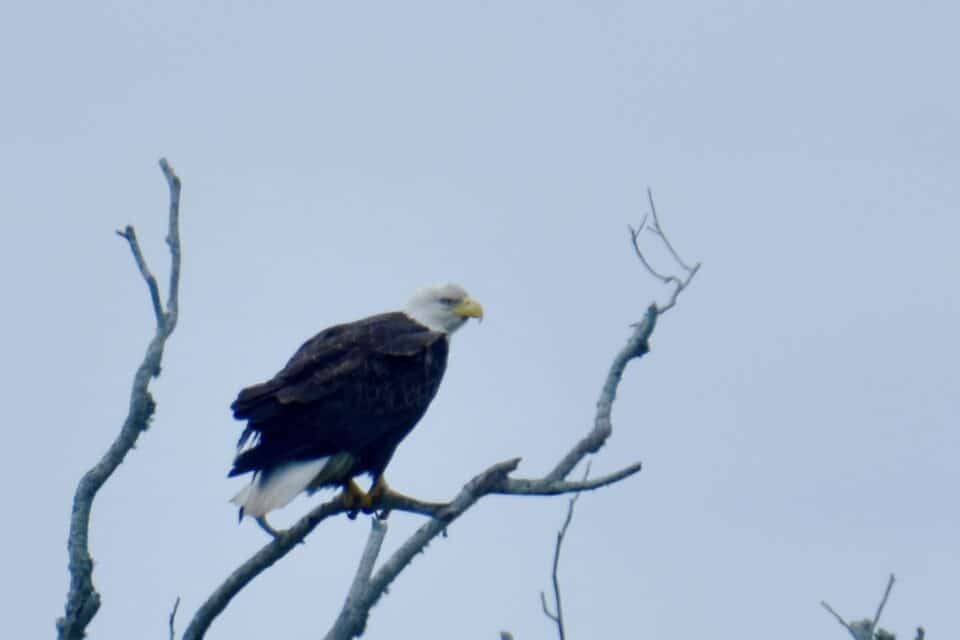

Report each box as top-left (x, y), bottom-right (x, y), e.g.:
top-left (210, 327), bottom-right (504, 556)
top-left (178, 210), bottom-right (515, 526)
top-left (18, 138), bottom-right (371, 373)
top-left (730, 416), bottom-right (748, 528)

top-left (183, 498), bottom-right (347, 640)
top-left (57, 159), bottom-right (182, 640)
top-left (324, 459), bottom-right (522, 639)
top-left (323, 518), bottom-right (389, 640)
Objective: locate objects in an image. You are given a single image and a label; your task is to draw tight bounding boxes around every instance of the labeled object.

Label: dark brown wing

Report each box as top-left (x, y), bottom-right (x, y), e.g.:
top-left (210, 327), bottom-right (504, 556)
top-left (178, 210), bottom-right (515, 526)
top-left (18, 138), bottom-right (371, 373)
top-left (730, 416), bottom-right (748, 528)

top-left (230, 312), bottom-right (449, 479)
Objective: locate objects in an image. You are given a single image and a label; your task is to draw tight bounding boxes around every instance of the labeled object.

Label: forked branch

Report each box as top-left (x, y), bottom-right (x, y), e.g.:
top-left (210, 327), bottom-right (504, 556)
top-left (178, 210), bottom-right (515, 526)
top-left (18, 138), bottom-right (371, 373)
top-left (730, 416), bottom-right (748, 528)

top-left (821, 574), bottom-right (898, 640)
top-left (57, 159), bottom-right (182, 640)
top-left (629, 188), bottom-right (700, 314)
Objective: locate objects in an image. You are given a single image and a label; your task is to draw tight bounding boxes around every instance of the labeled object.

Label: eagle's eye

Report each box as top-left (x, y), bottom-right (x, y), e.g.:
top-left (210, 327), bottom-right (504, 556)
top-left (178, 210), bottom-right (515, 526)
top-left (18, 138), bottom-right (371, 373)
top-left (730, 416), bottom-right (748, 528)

top-left (438, 297), bottom-right (457, 306)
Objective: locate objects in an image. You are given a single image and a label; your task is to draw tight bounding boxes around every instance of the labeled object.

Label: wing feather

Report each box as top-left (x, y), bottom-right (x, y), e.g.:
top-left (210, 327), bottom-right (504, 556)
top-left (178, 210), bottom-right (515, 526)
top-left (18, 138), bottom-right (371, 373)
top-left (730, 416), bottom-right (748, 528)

top-left (229, 312), bottom-right (448, 478)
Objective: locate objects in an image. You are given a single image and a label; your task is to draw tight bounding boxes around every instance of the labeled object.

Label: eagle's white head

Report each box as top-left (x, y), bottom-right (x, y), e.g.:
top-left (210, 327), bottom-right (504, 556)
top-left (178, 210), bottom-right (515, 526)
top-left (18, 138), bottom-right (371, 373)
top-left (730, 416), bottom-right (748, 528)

top-left (404, 283), bottom-right (484, 334)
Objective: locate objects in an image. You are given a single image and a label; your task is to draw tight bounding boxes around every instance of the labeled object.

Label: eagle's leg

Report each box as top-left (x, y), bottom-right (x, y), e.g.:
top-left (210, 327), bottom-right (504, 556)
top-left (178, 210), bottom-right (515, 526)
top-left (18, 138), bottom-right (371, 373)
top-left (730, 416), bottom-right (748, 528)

top-left (368, 476), bottom-right (389, 502)
top-left (255, 516), bottom-right (284, 539)
top-left (339, 479), bottom-right (373, 518)
top-left (365, 476), bottom-right (390, 517)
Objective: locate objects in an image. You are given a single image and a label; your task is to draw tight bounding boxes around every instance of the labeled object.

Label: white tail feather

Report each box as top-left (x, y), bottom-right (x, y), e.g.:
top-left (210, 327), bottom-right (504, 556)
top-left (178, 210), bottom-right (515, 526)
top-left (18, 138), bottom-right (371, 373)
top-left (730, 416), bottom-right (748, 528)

top-left (231, 457), bottom-right (330, 518)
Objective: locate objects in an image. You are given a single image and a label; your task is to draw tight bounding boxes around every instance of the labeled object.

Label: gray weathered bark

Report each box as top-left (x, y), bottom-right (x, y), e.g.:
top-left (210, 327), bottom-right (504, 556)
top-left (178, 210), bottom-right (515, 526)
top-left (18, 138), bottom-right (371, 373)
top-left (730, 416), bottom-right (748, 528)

top-left (57, 159), bottom-right (182, 640)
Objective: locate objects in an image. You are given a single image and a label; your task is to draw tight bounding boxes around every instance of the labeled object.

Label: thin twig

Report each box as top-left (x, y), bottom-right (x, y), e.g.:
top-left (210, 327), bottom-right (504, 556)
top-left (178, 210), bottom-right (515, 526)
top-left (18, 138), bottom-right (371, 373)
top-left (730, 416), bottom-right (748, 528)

top-left (870, 574), bottom-right (896, 636)
top-left (168, 596), bottom-right (181, 640)
top-left (646, 187), bottom-right (695, 272)
top-left (543, 463), bottom-right (590, 640)
top-left (540, 591), bottom-right (558, 621)
top-left (630, 190), bottom-right (701, 315)
top-left (159, 158), bottom-right (181, 335)
top-left (821, 600), bottom-right (856, 636)
top-left (628, 225), bottom-right (673, 283)
top-left (116, 226), bottom-right (164, 328)
top-left (821, 574), bottom-right (898, 640)
top-left (658, 262), bottom-right (700, 314)
top-left (499, 461), bottom-right (641, 497)
top-left (57, 158), bottom-right (183, 640)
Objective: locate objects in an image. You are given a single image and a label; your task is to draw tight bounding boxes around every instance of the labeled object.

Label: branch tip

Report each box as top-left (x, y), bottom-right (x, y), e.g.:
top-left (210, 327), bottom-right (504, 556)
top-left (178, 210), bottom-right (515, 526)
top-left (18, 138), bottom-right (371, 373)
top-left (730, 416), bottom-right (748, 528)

top-left (630, 190), bottom-right (700, 314)
top-left (168, 596), bottom-right (181, 640)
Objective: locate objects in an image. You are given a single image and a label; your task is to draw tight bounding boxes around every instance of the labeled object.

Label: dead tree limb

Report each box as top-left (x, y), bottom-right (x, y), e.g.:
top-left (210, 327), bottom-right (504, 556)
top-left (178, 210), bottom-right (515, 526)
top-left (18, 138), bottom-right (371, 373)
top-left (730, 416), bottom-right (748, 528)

top-left (537, 190), bottom-right (700, 639)
top-left (821, 574), bottom-right (899, 640)
top-left (57, 159), bottom-right (182, 640)
top-left (169, 597), bottom-right (181, 640)
top-left (540, 464), bottom-right (590, 640)
top-left (324, 518), bottom-right (390, 640)
top-left (629, 188), bottom-right (700, 315)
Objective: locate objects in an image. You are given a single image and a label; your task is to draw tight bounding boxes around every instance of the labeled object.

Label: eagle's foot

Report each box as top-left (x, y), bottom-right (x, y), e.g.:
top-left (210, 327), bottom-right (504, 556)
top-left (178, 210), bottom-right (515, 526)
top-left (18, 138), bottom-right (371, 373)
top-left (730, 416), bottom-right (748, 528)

top-left (340, 479), bottom-right (374, 518)
top-left (364, 476), bottom-right (392, 517)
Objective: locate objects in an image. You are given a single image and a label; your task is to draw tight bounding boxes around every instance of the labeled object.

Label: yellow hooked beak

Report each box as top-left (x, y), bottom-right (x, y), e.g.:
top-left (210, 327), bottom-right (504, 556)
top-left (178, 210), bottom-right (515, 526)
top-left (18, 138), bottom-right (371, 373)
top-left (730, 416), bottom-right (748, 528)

top-left (453, 296), bottom-right (484, 321)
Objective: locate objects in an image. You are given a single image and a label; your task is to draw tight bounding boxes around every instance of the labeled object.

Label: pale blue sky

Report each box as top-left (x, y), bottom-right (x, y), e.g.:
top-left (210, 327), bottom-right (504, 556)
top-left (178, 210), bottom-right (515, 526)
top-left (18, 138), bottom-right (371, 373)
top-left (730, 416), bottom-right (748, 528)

top-left (2, 2), bottom-right (957, 638)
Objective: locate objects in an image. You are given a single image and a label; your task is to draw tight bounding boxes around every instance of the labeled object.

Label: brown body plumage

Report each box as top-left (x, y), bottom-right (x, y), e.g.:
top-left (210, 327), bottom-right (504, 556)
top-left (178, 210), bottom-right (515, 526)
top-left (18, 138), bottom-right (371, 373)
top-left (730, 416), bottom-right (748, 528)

top-left (229, 284), bottom-right (482, 520)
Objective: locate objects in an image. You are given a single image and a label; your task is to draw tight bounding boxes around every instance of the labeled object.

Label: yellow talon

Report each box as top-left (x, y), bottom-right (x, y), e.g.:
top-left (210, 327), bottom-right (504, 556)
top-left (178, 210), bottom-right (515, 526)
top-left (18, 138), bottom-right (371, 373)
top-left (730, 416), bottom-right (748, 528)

top-left (340, 479), bottom-right (371, 512)
top-left (368, 476), bottom-right (389, 503)
top-left (340, 477), bottom-right (392, 515)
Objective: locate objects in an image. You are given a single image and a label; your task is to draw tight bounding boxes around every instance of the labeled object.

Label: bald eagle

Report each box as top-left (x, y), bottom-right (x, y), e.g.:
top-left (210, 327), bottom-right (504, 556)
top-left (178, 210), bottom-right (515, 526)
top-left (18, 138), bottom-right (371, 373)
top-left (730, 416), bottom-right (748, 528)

top-left (229, 283), bottom-right (483, 520)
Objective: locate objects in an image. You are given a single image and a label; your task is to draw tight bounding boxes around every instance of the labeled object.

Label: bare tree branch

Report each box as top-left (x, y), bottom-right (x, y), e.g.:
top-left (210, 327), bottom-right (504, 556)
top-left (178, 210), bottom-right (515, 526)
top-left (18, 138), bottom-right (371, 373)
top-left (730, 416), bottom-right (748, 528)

top-left (185, 193), bottom-right (697, 639)
top-left (116, 225), bottom-right (164, 327)
top-left (628, 225), bottom-right (673, 283)
top-left (183, 498), bottom-right (347, 640)
top-left (540, 591), bottom-right (559, 622)
top-left (821, 573), bottom-right (898, 640)
top-left (500, 461), bottom-right (641, 497)
top-left (541, 463), bottom-right (590, 640)
top-left (324, 519), bottom-right (389, 640)
top-left (629, 189), bottom-right (700, 315)
top-left (545, 305), bottom-right (656, 483)
top-left (57, 159), bottom-right (182, 640)
top-left (169, 596), bottom-right (181, 640)
top-left (821, 600), bottom-right (853, 631)
top-left (326, 458), bottom-right (522, 639)
top-left (645, 187), bottom-right (694, 272)
top-left (870, 574), bottom-right (896, 637)
top-left (160, 158), bottom-right (182, 329)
